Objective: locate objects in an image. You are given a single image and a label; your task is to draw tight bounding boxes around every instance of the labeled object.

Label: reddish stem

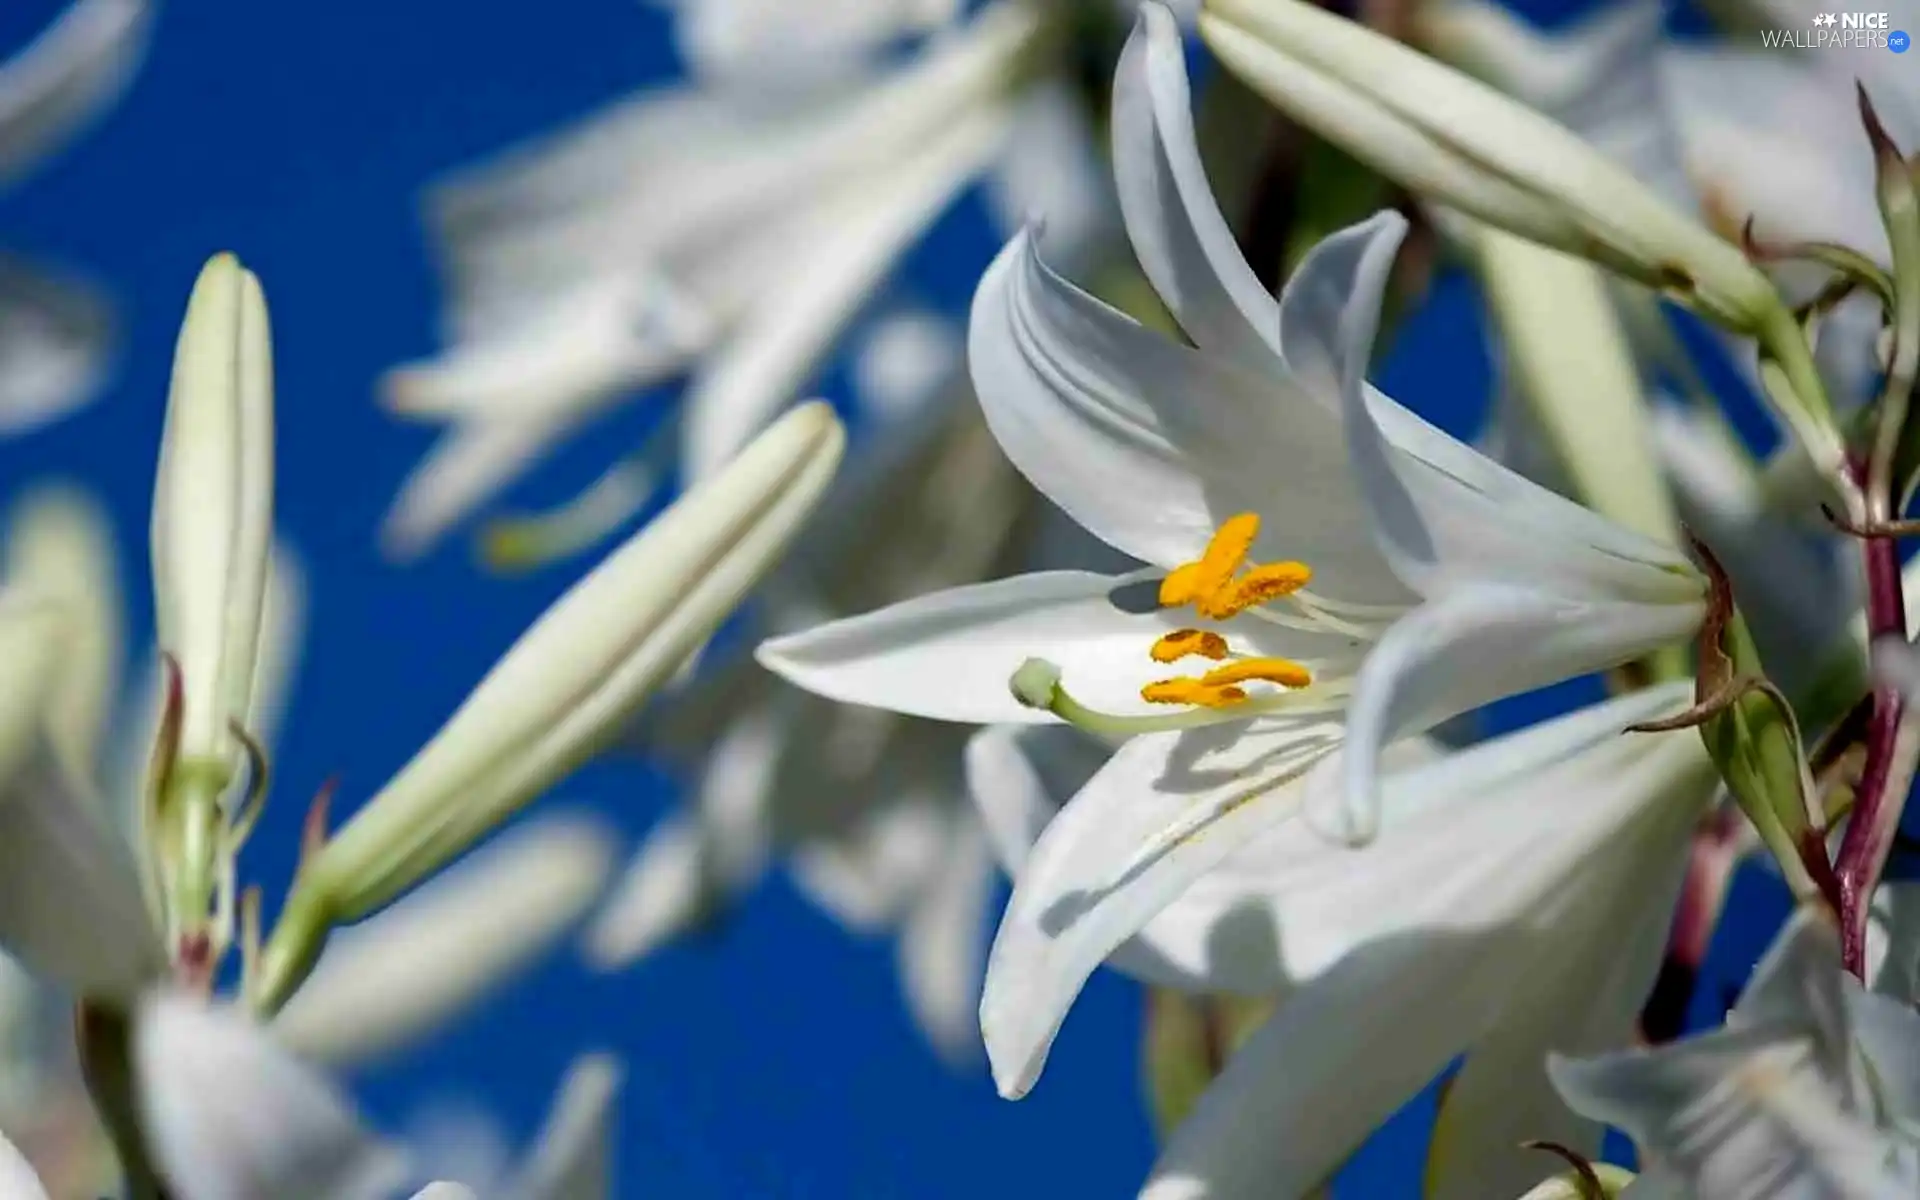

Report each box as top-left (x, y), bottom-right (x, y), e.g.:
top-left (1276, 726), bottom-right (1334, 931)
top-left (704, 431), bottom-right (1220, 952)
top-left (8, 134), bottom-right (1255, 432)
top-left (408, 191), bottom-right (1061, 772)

top-left (1835, 470), bottom-right (1912, 976)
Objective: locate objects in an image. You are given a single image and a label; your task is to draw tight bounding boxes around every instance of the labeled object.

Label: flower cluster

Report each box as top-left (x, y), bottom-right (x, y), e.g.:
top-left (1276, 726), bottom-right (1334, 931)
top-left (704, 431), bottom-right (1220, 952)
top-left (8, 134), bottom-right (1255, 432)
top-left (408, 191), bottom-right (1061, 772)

top-left (9, 0), bottom-right (1920, 1195)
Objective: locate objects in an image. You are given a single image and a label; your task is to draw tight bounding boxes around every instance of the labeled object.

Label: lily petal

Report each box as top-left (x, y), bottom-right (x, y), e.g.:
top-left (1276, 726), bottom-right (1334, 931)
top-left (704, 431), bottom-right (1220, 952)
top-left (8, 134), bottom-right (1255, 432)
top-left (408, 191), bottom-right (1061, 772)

top-left (660, 0), bottom-right (959, 90)
top-left (963, 724), bottom-right (1108, 876)
top-left (1144, 723), bottom-right (1708, 1200)
top-left (271, 814), bottom-right (618, 1068)
top-left (1662, 47), bottom-right (1883, 259)
top-left (0, 259), bottom-right (113, 434)
top-left (789, 790), bottom-right (949, 931)
top-left (580, 813), bottom-right (719, 968)
top-left (382, 416), bottom-right (581, 563)
top-left (680, 99), bottom-right (1013, 482)
top-left (133, 991), bottom-right (410, 1200)
top-left (967, 232), bottom-right (1393, 594)
top-left (0, 594), bottom-right (162, 997)
top-left (1336, 583), bottom-right (1702, 841)
top-left (1424, 786), bottom-right (1694, 1199)
top-left (380, 275), bottom-right (701, 422)
top-left (0, 1127), bottom-right (45, 1199)
top-left (1141, 928), bottom-right (1547, 1200)
top-left (1112, 5), bottom-right (1281, 371)
top-left (983, 683), bottom-right (1693, 1098)
top-left (0, 0), bottom-right (152, 188)
top-left (1304, 210), bottom-right (1696, 600)
top-left (510, 1054), bottom-right (620, 1200)
top-left (898, 808), bottom-right (994, 1065)
top-left (758, 568), bottom-right (1310, 724)
top-left (4, 484), bottom-right (121, 781)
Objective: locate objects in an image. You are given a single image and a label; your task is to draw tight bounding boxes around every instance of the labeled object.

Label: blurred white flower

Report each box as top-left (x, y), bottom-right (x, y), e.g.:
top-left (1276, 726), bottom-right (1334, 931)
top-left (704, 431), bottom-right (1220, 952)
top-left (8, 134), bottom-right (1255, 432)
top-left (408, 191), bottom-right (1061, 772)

top-left (0, 252), bottom-right (787, 1196)
top-left (269, 815), bottom-right (618, 1070)
top-left (380, 0), bottom-right (1120, 563)
top-left (1551, 909), bottom-right (1920, 1198)
top-left (0, 0), bottom-right (154, 434)
top-left (405, 1055), bottom-right (620, 1200)
top-left (650, 0), bottom-right (962, 91)
top-left (587, 354), bottom-right (1028, 1064)
top-left (274, 403), bottom-right (843, 995)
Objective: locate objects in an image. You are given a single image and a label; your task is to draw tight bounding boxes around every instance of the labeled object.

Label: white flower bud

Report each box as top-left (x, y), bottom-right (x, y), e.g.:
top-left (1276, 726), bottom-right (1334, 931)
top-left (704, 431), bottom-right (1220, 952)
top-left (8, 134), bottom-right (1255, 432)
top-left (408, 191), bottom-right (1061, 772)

top-left (1198, 0), bottom-right (1780, 334)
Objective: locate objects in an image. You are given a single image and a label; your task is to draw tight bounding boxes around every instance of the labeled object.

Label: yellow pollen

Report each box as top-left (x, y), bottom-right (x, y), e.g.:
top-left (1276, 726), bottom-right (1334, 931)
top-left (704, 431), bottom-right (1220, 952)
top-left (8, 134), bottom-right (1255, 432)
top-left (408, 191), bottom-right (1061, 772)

top-left (1149, 629), bottom-right (1230, 663)
top-left (1144, 516), bottom-right (1319, 709)
top-left (1142, 679), bottom-right (1248, 708)
top-left (1196, 562), bottom-right (1314, 620)
top-left (1200, 657), bottom-right (1314, 690)
top-left (1160, 513), bottom-right (1261, 607)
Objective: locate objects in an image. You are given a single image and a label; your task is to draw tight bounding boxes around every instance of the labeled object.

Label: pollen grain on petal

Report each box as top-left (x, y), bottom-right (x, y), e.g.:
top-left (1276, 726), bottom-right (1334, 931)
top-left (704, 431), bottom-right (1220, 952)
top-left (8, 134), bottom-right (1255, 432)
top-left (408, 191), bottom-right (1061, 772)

top-left (1142, 678), bottom-right (1248, 708)
top-left (1149, 629), bottom-right (1230, 663)
top-left (1201, 657), bottom-right (1313, 690)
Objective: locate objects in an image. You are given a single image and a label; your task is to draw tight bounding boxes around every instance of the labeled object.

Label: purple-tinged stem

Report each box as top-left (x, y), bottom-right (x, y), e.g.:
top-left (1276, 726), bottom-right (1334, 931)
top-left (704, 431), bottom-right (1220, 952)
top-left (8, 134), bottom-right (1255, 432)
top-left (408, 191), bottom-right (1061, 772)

top-left (1836, 474), bottom-right (1912, 976)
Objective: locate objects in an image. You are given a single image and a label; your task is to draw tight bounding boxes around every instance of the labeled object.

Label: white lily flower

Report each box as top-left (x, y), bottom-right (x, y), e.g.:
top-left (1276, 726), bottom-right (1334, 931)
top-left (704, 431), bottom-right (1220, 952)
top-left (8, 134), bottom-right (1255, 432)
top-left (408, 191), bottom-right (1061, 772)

top-left (0, 593), bottom-right (163, 1000)
top-left (265, 401), bottom-right (841, 1005)
top-left (133, 991), bottom-right (412, 1200)
top-left (1868, 883), bottom-right (1920, 1004)
top-left (0, 0), bottom-right (153, 434)
top-left (382, 1), bottom-right (1043, 558)
top-left (3, 484), bottom-right (122, 783)
top-left (1096, 687), bottom-right (1713, 1199)
top-left (588, 367), bottom-right (1028, 1064)
top-left (270, 813), bottom-right (618, 1069)
top-left (0, 258), bottom-right (113, 437)
top-left (0, 0), bottom-right (152, 187)
top-left (509, 1054), bottom-right (620, 1200)
top-left (1550, 909), bottom-right (1920, 1199)
top-left (760, 7), bottom-right (1704, 846)
top-left (649, 0), bottom-right (962, 92)
top-left (0, 1126), bottom-right (48, 1200)
top-left (1196, 0), bottom-right (1779, 335)
top-left (400, 1055), bottom-right (619, 1200)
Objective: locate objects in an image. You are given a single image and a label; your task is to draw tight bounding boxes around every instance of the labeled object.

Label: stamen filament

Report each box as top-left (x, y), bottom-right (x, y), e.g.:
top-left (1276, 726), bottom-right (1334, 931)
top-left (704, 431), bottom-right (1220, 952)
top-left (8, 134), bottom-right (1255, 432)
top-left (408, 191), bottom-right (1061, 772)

top-left (1008, 658), bottom-right (1347, 737)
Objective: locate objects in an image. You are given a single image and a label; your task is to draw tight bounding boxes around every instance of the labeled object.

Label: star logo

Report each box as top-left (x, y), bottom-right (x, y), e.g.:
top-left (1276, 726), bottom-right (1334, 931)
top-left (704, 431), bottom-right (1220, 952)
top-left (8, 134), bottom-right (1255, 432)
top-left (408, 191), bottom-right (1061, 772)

top-left (1818, 12), bottom-right (1839, 25)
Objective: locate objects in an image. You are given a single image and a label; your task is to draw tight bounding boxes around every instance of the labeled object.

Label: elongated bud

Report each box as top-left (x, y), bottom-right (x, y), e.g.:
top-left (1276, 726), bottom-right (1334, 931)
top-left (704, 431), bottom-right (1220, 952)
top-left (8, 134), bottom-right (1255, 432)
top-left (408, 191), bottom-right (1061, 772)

top-left (1197, 0), bottom-right (1777, 334)
top-left (1471, 226), bottom-right (1680, 548)
top-left (149, 253), bottom-right (275, 946)
top-left (252, 402), bottom-right (845, 1012)
top-left (152, 253), bottom-right (275, 768)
